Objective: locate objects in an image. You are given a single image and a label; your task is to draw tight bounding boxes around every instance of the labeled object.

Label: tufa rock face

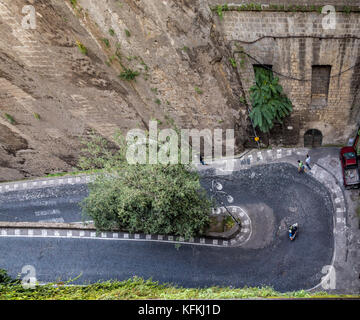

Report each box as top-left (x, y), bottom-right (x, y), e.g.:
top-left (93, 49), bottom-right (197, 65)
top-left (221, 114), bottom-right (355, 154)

top-left (0, 0), bottom-right (359, 180)
top-left (0, 0), bottom-right (249, 180)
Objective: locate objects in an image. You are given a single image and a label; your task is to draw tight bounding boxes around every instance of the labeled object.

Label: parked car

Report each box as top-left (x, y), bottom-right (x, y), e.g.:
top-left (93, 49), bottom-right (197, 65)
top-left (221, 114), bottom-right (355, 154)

top-left (340, 146), bottom-right (360, 189)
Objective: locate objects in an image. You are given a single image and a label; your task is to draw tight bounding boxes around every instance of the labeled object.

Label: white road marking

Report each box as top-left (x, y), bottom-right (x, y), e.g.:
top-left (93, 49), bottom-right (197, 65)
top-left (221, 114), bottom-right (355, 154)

top-left (35, 209), bottom-right (61, 217)
top-left (38, 218), bottom-right (65, 223)
top-left (336, 218), bottom-right (346, 224)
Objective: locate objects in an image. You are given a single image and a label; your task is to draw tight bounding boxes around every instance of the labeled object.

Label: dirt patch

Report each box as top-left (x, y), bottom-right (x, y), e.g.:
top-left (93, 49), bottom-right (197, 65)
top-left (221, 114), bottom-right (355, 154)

top-left (0, 124), bottom-right (28, 156)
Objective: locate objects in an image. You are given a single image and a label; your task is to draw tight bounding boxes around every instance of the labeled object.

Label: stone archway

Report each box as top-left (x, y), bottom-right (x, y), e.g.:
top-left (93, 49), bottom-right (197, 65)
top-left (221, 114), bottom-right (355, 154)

top-left (304, 129), bottom-right (323, 148)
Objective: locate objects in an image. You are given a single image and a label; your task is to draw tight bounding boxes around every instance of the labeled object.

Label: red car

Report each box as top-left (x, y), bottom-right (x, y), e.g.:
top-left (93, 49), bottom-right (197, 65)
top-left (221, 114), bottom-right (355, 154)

top-left (340, 146), bottom-right (360, 189)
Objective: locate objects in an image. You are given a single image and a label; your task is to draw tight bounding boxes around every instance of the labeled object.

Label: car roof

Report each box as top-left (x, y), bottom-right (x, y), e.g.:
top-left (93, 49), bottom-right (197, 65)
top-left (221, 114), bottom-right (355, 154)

top-left (341, 146), bottom-right (356, 155)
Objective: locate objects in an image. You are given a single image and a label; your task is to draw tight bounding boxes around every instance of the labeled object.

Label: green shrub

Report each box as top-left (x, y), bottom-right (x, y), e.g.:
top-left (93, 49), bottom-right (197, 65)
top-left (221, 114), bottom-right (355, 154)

top-left (4, 113), bottom-right (15, 125)
top-left (76, 40), bottom-right (88, 55)
top-left (101, 38), bottom-right (110, 48)
top-left (229, 58), bottom-right (237, 68)
top-left (119, 68), bottom-right (140, 81)
top-left (140, 60), bottom-right (149, 72)
top-left (0, 269), bottom-right (13, 284)
top-left (194, 87), bottom-right (203, 94)
top-left (343, 6), bottom-right (351, 14)
top-left (109, 28), bottom-right (116, 36)
top-left (125, 29), bottom-right (131, 37)
top-left (0, 269), bottom-right (20, 285)
top-left (215, 4), bottom-right (228, 19)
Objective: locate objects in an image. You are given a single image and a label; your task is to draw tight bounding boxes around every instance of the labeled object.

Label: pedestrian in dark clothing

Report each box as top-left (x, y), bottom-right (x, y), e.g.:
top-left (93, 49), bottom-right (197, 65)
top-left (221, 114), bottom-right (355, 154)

top-left (200, 154), bottom-right (205, 165)
top-left (305, 154), bottom-right (311, 170)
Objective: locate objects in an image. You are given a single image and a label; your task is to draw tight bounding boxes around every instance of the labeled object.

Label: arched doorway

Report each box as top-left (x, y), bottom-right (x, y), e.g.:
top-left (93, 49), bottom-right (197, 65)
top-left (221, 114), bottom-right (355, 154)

top-left (304, 129), bottom-right (323, 148)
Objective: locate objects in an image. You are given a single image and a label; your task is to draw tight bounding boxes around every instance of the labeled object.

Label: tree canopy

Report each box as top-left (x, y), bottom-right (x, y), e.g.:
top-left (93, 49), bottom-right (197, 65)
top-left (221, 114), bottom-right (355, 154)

top-left (79, 132), bottom-right (213, 239)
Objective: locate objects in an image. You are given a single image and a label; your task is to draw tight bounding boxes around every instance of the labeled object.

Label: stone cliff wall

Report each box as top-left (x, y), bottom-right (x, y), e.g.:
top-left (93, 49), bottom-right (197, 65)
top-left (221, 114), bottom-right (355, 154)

top-left (0, 0), bottom-right (360, 180)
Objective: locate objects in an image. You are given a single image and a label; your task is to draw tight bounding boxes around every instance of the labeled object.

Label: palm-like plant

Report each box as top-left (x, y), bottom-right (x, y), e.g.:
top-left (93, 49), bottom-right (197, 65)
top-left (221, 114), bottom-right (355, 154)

top-left (249, 67), bottom-right (293, 133)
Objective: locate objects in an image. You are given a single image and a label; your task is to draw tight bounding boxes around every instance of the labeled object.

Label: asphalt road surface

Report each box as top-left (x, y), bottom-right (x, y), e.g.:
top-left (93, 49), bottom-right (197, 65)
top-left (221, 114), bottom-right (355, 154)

top-left (0, 184), bottom-right (88, 223)
top-left (0, 163), bottom-right (334, 292)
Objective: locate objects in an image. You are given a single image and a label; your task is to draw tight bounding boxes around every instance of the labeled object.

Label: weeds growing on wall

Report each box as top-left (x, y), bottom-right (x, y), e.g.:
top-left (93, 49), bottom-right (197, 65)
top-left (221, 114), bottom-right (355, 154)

top-left (211, 3), bottom-right (359, 15)
top-left (4, 113), bottom-right (16, 125)
top-left (118, 68), bottom-right (140, 81)
top-left (76, 40), bottom-right (88, 55)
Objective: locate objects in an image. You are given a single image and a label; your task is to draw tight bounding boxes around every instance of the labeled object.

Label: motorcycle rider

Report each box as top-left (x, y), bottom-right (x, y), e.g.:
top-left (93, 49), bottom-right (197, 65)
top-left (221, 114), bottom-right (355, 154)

top-left (289, 223), bottom-right (298, 240)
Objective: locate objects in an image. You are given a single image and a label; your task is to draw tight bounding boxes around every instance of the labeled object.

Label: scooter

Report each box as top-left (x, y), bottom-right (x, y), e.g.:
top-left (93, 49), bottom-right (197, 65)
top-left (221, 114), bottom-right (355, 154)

top-left (289, 223), bottom-right (298, 241)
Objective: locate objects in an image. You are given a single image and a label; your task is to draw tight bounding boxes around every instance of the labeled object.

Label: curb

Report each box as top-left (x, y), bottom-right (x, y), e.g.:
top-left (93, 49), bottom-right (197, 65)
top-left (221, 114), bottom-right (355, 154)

top-left (0, 174), bottom-right (94, 193)
top-left (0, 209), bottom-right (252, 247)
top-left (0, 225), bottom-right (234, 248)
top-left (0, 221), bottom-right (96, 230)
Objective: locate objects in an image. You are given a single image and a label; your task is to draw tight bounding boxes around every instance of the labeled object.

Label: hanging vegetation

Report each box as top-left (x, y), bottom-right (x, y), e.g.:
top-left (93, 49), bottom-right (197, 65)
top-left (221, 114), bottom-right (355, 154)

top-left (249, 66), bottom-right (293, 133)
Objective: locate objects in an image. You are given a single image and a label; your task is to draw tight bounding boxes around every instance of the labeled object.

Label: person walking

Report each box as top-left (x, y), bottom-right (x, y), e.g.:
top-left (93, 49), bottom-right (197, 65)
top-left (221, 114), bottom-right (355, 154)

top-left (305, 154), bottom-right (311, 170)
top-left (298, 160), bottom-right (305, 173)
top-left (200, 154), bottom-right (205, 165)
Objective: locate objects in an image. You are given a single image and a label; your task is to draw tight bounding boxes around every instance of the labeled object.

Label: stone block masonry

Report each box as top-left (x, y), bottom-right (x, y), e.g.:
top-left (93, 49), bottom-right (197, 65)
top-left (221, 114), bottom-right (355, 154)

top-left (208, 1), bottom-right (360, 6)
top-left (214, 6), bottom-right (360, 146)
